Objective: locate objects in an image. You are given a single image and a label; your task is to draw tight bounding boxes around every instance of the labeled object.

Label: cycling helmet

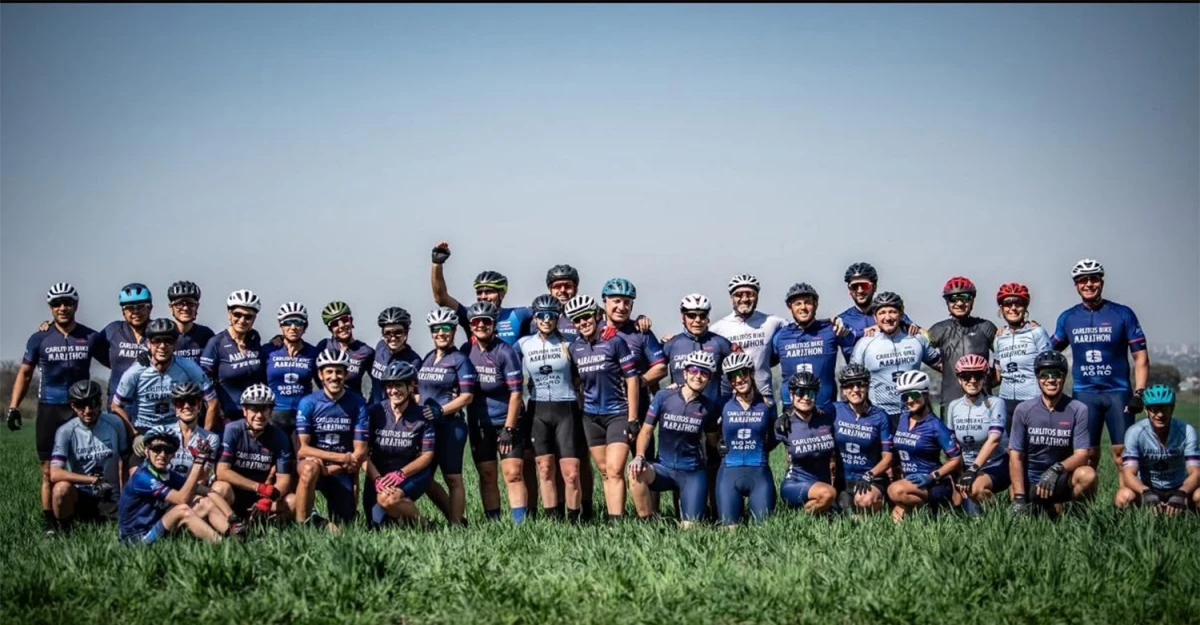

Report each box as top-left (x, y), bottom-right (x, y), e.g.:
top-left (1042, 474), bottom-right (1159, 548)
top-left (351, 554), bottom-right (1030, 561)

top-left (240, 383), bottom-right (276, 407)
top-left (727, 274), bottom-right (761, 294)
top-left (1142, 384), bottom-right (1176, 408)
top-left (226, 289), bottom-right (261, 312)
top-left (565, 295), bottom-right (598, 320)
top-left (277, 302), bottom-right (308, 323)
top-left (837, 364), bottom-right (871, 386)
top-left (466, 301), bottom-right (500, 321)
top-left (895, 370), bottom-right (931, 393)
top-left (167, 281), bottom-right (201, 302)
top-left (788, 371), bottom-right (821, 394)
top-left (531, 294), bottom-right (563, 314)
top-left (1033, 350), bottom-right (1069, 375)
top-left (473, 271), bottom-right (509, 292)
top-left (722, 352), bottom-right (754, 376)
top-left (682, 351), bottom-right (717, 373)
top-left (545, 264), bottom-right (580, 287)
top-left (321, 301), bottom-right (352, 326)
top-left (679, 293), bottom-right (711, 312)
top-left (170, 381), bottom-right (203, 400)
top-left (379, 360), bottom-right (418, 384)
top-left (1071, 258), bottom-right (1104, 280)
top-left (784, 282), bottom-right (819, 304)
top-left (377, 307), bottom-right (412, 328)
top-left (601, 278), bottom-right (637, 299)
top-left (142, 426), bottom-right (180, 452)
top-left (872, 291), bottom-right (904, 312)
top-left (315, 348), bottom-right (350, 370)
top-left (145, 318), bottom-right (180, 340)
top-left (426, 307), bottom-right (459, 327)
top-left (954, 354), bottom-right (990, 374)
top-left (119, 283), bottom-right (152, 306)
top-left (47, 282), bottom-right (79, 303)
top-left (68, 380), bottom-right (103, 404)
top-left (996, 283), bottom-right (1030, 305)
top-left (844, 262), bottom-right (878, 284)
top-left (942, 277), bottom-right (977, 298)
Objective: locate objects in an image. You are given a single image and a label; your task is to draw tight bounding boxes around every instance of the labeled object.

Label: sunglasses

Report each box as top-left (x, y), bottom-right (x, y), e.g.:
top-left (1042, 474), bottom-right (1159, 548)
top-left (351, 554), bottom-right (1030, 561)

top-left (146, 445), bottom-right (176, 454)
top-left (684, 366), bottom-right (712, 376)
top-left (475, 289), bottom-right (501, 297)
top-left (727, 370), bottom-right (751, 380)
top-left (381, 328), bottom-right (409, 339)
top-left (1074, 276), bottom-right (1102, 285)
top-left (549, 281), bottom-right (575, 290)
top-left (231, 311), bottom-right (256, 321)
top-left (69, 400), bottom-right (98, 411)
top-left (331, 316), bottom-right (354, 328)
top-left (848, 282), bottom-right (874, 292)
top-left (469, 318), bottom-right (495, 327)
top-left (793, 389), bottom-right (817, 399)
top-left (1038, 370), bottom-right (1065, 380)
top-left (170, 300), bottom-right (198, 309)
top-left (840, 381), bottom-right (867, 390)
top-left (534, 312), bottom-right (560, 322)
top-left (946, 294), bottom-right (974, 303)
top-left (1000, 299), bottom-right (1026, 308)
top-left (957, 372), bottom-right (986, 382)
top-left (173, 397), bottom-right (201, 407)
top-left (901, 391), bottom-right (925, 402)
top-left (123, 304), bottom-right (151, 312)
top-left (49, 299), bottom-right (77, 308)
top-left (430, 324), bottom-right (455, 334)
top-left (149, 337), bottom-right (174, 346)
top-left (684, 312), bottom-right (709, 321)
top-left (280, 318), bottom-right (307, 327)
top-left (570, 314), bottom-right (596, 323)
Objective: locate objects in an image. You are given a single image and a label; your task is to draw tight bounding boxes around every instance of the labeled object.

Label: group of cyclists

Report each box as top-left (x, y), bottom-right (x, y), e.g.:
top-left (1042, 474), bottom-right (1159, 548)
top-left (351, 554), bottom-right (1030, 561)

top-left (8, 241), bottom-right (1199, 543)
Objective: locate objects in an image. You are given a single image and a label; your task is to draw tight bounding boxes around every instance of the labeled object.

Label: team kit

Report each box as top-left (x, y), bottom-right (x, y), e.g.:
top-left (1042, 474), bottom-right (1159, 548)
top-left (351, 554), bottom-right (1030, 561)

top-left (8, 242), bottom-right (1198, 543)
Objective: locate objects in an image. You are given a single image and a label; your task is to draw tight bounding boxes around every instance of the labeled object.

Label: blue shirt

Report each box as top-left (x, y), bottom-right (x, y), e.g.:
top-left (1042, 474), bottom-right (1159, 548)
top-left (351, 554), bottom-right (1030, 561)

top-left (417, 348), bottom-right (477, 411)
top-left (515, 333), bottom-right (577, 403)
top-left (769, 320), bottom-right (857, 410)
top-left (218, 419), bottom-right (294, 484)
top-left (315, 338), bottom-right (376, 398)
top-left (599, 319), bottom-right (666, 416)
top-left (993, 323), bottom-right (1053, 402)
top-left (945, 394), bottom-right (1007, 471)
top-left (570, 335), bottom-right (638, 415)
top-left (837, 306), bottom-right (916, 360)
top-left (113, 358), bottom-right (216, 431)
top-left (295, 390), bottom-right (369, 454)
top-left (21, 323), bottom-right (97, 404)
top-left (893, 411), bottom-right (961, 478)
top-left (463, 338), bottom-right (523, 424)
top-left (262, 342), bottom-right (320, 411)
top-left (719, 395), bottom-right (776, 468)
top-left (849, 331), bottom-right (941, 416)
top-left (1051, 301), bottom-right (1147, 393)
top-left (118, 463), bottom-right (185, 541)
top-left (1121, 419), bottom-right (1200, 491)
top-left (662, 331), bottom-right (735, 404)
top-left (175, 323), bottom-right (216, 365)
top-left (369, 342), bottom-right (423, 405)
top-left (645, 389), bottom-right (719, 471)
top-left (831, 401), bottom-right (894, 482)
top-left (91, 320), bottom-right (148, 400)
top-left (367, 401), bottom-right (436, 475)
top-left (200, 330), bottom-right (266, 414)
top-left (776, 410), bottom-right (837, 484)
top-left (455, 302), bottom-right (533, 347)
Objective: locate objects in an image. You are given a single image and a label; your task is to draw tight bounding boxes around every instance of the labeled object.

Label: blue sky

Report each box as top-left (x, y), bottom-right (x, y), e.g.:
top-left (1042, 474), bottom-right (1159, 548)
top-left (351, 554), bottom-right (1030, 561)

top-left (2, 4), bottom-right (1197, 358)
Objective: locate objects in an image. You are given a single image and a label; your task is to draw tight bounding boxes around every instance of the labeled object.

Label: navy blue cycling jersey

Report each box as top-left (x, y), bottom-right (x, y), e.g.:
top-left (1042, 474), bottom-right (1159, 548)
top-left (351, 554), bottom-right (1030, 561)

top-left (837, 306), bottom-right (916, 359)
top-left (720, 395), bottom-right (776, 468)
top-left (175, 323), bottom-right (216, 365)
top-left (769, 320), bottom-right (857, 409)
top-left (893, 411), bottom-right (960, 478)
top-left (92, 320), bottom-right (149, 400)
top-left (831, 401), bottom-right (894, 482)
top-left (218, 419), bottom-right (294, 484)
top-left (416, 348), bottom-right (477, 409)
top-left (22, 323), bottom-right (97, 404)
top-left (369, 342), bottom-right (423, 405)
top-left (463, 338), bottom-right (523, 424)
top-left (556, 314), bottom-right (579, 342)
top-left (200, 330), bottom-right (266, 414)
top-left (367, 401), bottom-right (436, 474)
top-left (315, 338), bottom-right (375, 397)
top-left (776, 410), bottom-right (837, 484)
top-left (1008, 396), bottom-right (1090, 477)
top-left (1051, 301), bottom-right (1146, 393)
top-left (262, 342), bottom-right (320, 411)
top-left (662, 331), bottom-right (735, 403)
top-left (646, 389), bottom-right (719, 471)
top-left (117, 463), bottom-right (185, 541)
top-left (598, 319), bottom-right (666, 413)
top-left (570, 335), bottom-right (638, 415)
top-left (295, 390), bottom-right (369, 454)
top-left (455, 302), bottom-right (533, 347)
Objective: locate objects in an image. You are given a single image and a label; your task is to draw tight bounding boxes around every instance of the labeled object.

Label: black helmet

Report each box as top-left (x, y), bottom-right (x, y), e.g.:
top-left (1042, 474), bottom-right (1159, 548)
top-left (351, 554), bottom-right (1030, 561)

top-left (532, 294), bottom-right (563, 314)
top-left (170, 381), bottom-right (203, 400)
top-left (844, 262), bottom-right (878, 284)
top-left (145, 318), bottom-right (180, 340)
top-left (68, 380), bottom-right (103, 404)
top-left (1033, 350), bottom-right (1069, 375)
top-left (377, 306), bottom-right (412, 328)
top-left (545, 264), bottom-right (580, 287)
top-left (466, 301), bottom-right (500, 321)
top-left (785, 282), bottom-right (819, 304)
top-left (788, 371), bottom-right (821, 394)
top-left (143, 426), bottom-right (180, 452)
top-left (167, 281), bottom-right (202, 302)
top-left (871, 291), bottom-right (904, 313)
top-left (379, 361), bottom-right (418, 383)
top-left (473, 271), bottom-right (508, 292)
top-left (837, 364), bottom-right (871, 386)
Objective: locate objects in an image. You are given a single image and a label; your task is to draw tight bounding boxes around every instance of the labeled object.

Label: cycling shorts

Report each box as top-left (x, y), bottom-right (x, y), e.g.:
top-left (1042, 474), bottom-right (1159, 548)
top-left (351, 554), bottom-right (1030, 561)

top-left (528, 400), bottom-right (582, 458)
top-left (648, 463), bottom-right (708, 521)
top-left (36, 403), bottom-right (76, 462)
top-left (433, 415), bottom-right (468, 475)
top-left (315, 472), bottom-right (358, 524)
top-left (468, 412), bottom-right (530, 464)
top-left (1075, 391), bottom-right (1133, 447)
top-left (583, 412), bottom-right (631, 448)
top-left (716, 465), bottom-right (775, 524)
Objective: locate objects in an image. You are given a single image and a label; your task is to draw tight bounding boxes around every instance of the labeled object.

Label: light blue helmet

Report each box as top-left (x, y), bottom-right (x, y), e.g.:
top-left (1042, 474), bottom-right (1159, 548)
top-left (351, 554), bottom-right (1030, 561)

top-left (602, 278), bottom-right (637, 299)
top-left (118, 283), bottom-right (152, 306)
top-left (1143, 384), bottom-right (1175, 408)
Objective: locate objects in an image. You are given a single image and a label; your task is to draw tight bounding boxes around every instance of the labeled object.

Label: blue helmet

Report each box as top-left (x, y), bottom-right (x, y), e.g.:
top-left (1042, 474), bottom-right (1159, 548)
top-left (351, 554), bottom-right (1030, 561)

top-left (601, 278), bottom-right (637, 299)
top-left (118, 283), bottom-right (152, 306)
top-left (1143, 384), bottom-right (1175, 408)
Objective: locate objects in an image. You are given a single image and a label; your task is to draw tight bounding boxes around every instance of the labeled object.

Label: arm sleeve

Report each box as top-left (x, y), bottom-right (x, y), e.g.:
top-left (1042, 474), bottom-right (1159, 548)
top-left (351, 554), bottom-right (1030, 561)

top-left (1071, 403), bottom-right (1091, 450)
top-left (456, 357), bottom-right (477, 394)
top-left (22, 333), bottom-right (41, 366)
top-left (276, 430), bottom-right (296, 474)
top-left (1184, 425), bottom-right (1200, 468)
top-left (456, 303), bottom-right (470, 334)
top-left (353, 403), bottom-right (370, 442)
top-left (615, 340), bottom-right (638, 378)
top-left (936, 420), bottom-right (961, 457)
top-left (644, 391), bottom-right (663, 426)
top-left (50, 423), bottom-right (71, 467)
top-left (1008, 408), bottom-right (1027, 453)
top-left (1051, 310), bottom-right (1070, 351)
top-left (113, 365), bottom-right (142, 406)
top-left (987, 398), bottom-right (1006, 436)
top-left (295, 398), bottom-right (313, 437)
top-left (1123, 307), bottom-right (1147, 353)
top-left (643, 332), bottom-right (666, 368)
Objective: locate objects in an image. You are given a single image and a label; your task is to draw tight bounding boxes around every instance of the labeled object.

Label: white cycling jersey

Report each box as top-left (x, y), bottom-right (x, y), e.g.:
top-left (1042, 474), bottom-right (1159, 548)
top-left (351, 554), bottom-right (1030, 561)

top-left (711, 310), bottom-right (787, 399)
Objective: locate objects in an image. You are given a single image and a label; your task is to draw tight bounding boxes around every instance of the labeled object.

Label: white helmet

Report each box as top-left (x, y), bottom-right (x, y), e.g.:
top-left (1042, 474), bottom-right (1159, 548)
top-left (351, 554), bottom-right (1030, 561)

top-left (315, 347), bottom-right (351, 370)
top-left (226, 289), bottom-right (261, 312)
top-left (895, 370), bottom-right (931, 393)
top-left (727, 274), bottom-right (760, 294)
top-left (722, 352), bottom-right (754, 376)
top-left (679, 293), bottom-right (711, 312)
top-left (425, 306), bottom-right (459, 327)
top-left (682, 351), bottom-right (717, 373)
top-left (1070, 258), bottom-right (1104, 280)
top-left (564, 295), bottom-right (598, 320)
top-left (46, 282), bottom-right (79, 303)
top-left (240, 383), bottom-right (276, 407)
top-left (276, 302), bottom-right (308, 323)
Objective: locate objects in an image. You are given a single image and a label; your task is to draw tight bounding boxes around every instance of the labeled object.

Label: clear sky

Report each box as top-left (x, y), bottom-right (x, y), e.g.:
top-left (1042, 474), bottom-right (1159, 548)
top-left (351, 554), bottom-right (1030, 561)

top-left (2, 4), bottom-right (1197, 359)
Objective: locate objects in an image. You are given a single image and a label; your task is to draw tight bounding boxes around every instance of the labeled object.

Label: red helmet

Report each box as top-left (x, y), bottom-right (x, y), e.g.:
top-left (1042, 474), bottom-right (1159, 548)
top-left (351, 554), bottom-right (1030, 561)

top-left (996, 282), bottom-right (1030, 304)
top-left (955, 354), bottom-right (989, 374)
top-left (942, 276), bottom-right (976, 298)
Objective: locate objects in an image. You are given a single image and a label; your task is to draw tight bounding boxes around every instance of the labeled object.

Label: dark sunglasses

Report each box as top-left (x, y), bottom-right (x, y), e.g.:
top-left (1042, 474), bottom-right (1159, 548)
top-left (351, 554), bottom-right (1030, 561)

top-left (170, 300), bottom-right (199, 309)
top-left (1038, 370), bottom-right (1065, 380)
top-left (280, 318), bottom-right (307, 327)
top-left (957, 372), bottom-right (986, 382)
top-left (146, 445), bottom-right (176, 454)
top-left (901, 391), bottom-right (925, 402)
top-left (1000, 298), bottom-right (1026, 308)
top-left (382, 328), bottom-right (409, 339)
top-left (727, 369), bottom-right (751, 380)
top-left (793, 389), bottom-right (817, 399)
top-left (570, 314), bottom-right (596, 323)
top-left (946, 294), bottom-right (974, 303)
top-left (148, 337), bottom-right (175, 346)
top-left (848, 282), bottom-right (874, 292)
top-left (49, 299), bottom-right (77, 308)
top-left (331, 316), bottom-right (354, 327)
top-left (840, 381), bottom-right (867, 390)
top-left (684, 366), bottom-right (711, 376)
top-left (231, 311), bottom-right (257, 321)
top-left (69, 400), bottom-right (99, 411)
top-left (1073, 276), bottom-right (1102, 285)
top-left (430, 324), bottom-right (455, 334)
top-left (684, 312), bottom-right (709, 321)
top-left (469, 318), bottom-right (495, 326)
top-left (534, 312), bottom-right (560, 322)
top-left (173, 397), bottom-right (202, 407)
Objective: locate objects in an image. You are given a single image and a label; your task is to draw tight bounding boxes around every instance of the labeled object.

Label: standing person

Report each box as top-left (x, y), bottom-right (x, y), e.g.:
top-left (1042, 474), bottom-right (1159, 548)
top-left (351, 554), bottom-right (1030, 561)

top-left (926, 277), bottom-right (998, 417)
top-left (213, 384), bottom-right (295, 523)
top-left (770, 283), bottom-right (857, 415)
top-left (546, 264), bottom-right (583, 342)
top-left (711, 274), bottom-right (788, 401)
top-left (991, 283), bottom-right (1052, 430)
top-left (1051, 258), bottom-right (1149, 470)
top-left (662, 294), bottom-right (735, 403)
top-left (8, 283), bottom-right (98, 535)
top-left (49, 381), bottom-right (129, 533)
top-left (1115, 385), bottom-right (1200, 514)
top-left (200, 290), bottom-right (267, 432)
top-left (714, 353), bottom-right (778, 527)
top-left (775, 372), bottom-right (839, 515)
top-left (364, 361), bottom-right (438, 528)
top-left (831, 364), bottom-right (894, 515)
top-left (315, 302), bottom-right (376, 399)
top-left (837, 262), bottom-right (920, 359)
top-left (945, 355), bottom-right (1009, 516)
top-left (430, 241), bottom-right (533, 346)
top-left (91, 283), bottom-right (155, 411)
top-left (262, 303), bottom-right (319, 438)
top-left (886, 371), bottom-right (963, 522)
top-left (369, 307), bottom-right (422, 405)
top-left (113, 319), bottom-right (218, 443)
top-left (850, 292), bottom-right (942, 428)
top-left (166, 281), bottom-right (215, 365)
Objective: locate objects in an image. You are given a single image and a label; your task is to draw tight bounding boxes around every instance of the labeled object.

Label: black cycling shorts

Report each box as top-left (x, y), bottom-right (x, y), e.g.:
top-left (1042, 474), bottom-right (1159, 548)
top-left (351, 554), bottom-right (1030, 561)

top-left (583, 412), bottom-right (631, 448)
top-left (36, 403), bottom-right (76, 462)
top-left (528, 401), bottom-right (581, 459)
top-left (468, 411), bottom-right (530, 464)
top-left (270, 409), bottom-right (297, 436)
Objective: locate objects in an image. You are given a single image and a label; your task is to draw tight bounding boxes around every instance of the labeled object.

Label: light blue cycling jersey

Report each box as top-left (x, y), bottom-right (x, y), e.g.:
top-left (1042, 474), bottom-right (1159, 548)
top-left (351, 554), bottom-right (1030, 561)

top-left (945, 394), bottom-right (1007, 471)
top-left (165, 423), bottom-right (220, 483)
top-left (993, 323), bottom-right (1052, 402)
top-left (1122, 419), bottom-right (1200, 491)
top-left (50, 413), bottom-right (128, 495)
top-left (515, 332), bottom-right (576, 403)
top-left (113, 358), bottom-right (216, 432)
top-left (849, 331), bottom-right (941, 416)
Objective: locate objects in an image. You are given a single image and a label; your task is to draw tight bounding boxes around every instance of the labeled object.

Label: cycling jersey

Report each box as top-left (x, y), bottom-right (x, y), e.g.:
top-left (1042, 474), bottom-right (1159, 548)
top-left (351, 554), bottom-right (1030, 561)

top-left (711, 311), bottom-right (788, 399)
top-left (776, 410), bottom-right (836, 484)
top-left (417, 348), bottom-right (477, 408)
top-left (570, 336), bottom-right (637, 415)
top-left (719, 395), bottom-right (776, 468)
top-left (165, 423), bottom-right (220, 480)
top-left (175, 323), bottom-right (216, 364)
top-left (645, 388), bottom-right (719, 471)
top-left (836, 306), bottom-right (916, 360)
top-left (597, 319), bottom-right (666, 415)
top-left (557, 314), bottom-right (579, 342)
top-left (21, 323), bottom-right (97, 404)
top-left (993, 323), bottom-right (1052, 402)
top-left (1009, 396), bottom-right (1090, 477)
top-left (367, 401), bottom-right (436, 475)
top-left (1052, 301), bottom-right (1146, 393)
top-left (945, 394), bottom-right (1007, 471)
top-left (118, 463), bottom-right (185, 542)
top-left (218, 419), bottom-right (294, 484)
top-left (926, 317), bottom-right (997, 406)
top-left (92, 320), bottom-right (148, 400)
top-left (769, 319), bottom-right (857, 410)
top-left (296, 390), bottom-right (369, 454)
top-left (114, 358), bottom-right (215, 431)
top-left (262, 342), bottom-right (320, 411)
top-left (50, 413), bottom-right (128, 496)
top-left (831, 401), bottom-right (894, 482)
top-left (455, 303), bottom-right (533, 347)
top-left (200, 330), bottom-right (266, 415)
top-left (662, 331), bottom-right (735, 404)
top-left (515, 333), bottom-right (577, 403)
top-left (850, 331), bottom-right (941, 416)
top-left (893, 411), bottom-right (960, 478)
top-left (315, 338), bottom-right (375, 398)
top-left (369, 342), bottom-right (422, 405)
top-left (463, 338), bottom-right (523, 425)
top-left (1122, 419), bottom-right (1200, 491)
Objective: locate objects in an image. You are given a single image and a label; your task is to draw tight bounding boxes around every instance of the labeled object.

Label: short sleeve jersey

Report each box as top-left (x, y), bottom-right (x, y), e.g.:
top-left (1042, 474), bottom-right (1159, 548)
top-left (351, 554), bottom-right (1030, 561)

top-left (570, 336), bottom-right (637, 415)
top-left (455, 302), bottom-right (533, 347)
top-left (114, 358), bottom-right (216, 431)
top-left (993, 323), bottom-right (1053, 402)
top-left (50, 414), bottom-right (128, 495)
top-left (91, 320), bottom-right (149, 400)
top-left (662, 331), bottom-right (735, 404)
top-left (367, 401), bottom-right (436, 475)
top-left (1008, 396), bottom-right (1090, 478)
top-left (926, 317), bottom-right (998, 406)
top-left (117, 464), bottom-right (186, 541)
top-left (295, 390), bottom-right (369, 454)
top-left (1121, 419), bottom-right (1200, 491)
top-left (416, 348), bottom-right (477, 409)
top-left (369, 342), bottom-right (423, 405)
top-left (200, 330), bottom-right (266, 414)
top-left (769, 319), bottom-right (857, 409)
top-left (893, 412), bottom-right (961, 478)
top-left (515, 333), bottom-right (576, 403)
top-left (719, 395), bottom-right (776, 468)
top-left (945, 395), bottom-right (1007, 471)
top-left (22, 323), bottom-right (97, 404)
top-left (836, 306), bottom-right (917, 360)
top-left (598, 319), bottom-right (667, 414)
top-left (165, 423), bottom-right (221, 481)
top-left (850, 331), bottom-right (942, 416)
top-left (1051, 301), bottom-right (1147, 393)
top-left (219, 419), bottom-right (293, 483)
top-left (175, 323), bottom-right (216, 365)
top-left (315, 338), bottom-right (376, 398)
top-left (262, 342), bottom-right (320, 411)
top-left (832, 401), bottom-right (894, 482)
top-left (776, 410), bottom-right (837, 484)
top-left (711, 311), bottom-right (788, 400)
top-left (463, 338), bottom-right (523, 424)
top-left (645, 389), bottom-right (719, 471)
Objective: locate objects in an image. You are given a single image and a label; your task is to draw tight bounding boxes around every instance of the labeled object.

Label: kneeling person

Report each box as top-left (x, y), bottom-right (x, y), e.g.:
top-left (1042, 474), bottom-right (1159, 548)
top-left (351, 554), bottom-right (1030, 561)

top-left (887, 371), bottom-right (963, 522)
top-left (776, 372), bottom-right (838, 515)
top-left (1115, 385), bottom-right (1199, 515)
top-left (365, 361), bottom-right (437, 527)
top-left (117, 426), bottom-right (228, 544)
top-left (50, 380), bottom-right (129, 531)
top-left (214, 384), bottom-right (295, 522)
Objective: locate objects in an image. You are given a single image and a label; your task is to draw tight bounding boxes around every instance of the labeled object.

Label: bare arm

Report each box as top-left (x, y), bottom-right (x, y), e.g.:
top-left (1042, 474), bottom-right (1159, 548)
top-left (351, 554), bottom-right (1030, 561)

top-left (1120, 464), bottom-right (1147, 493)
top-left (50, 466), bottom-right (104, 486)
top-left (504, 391), bottom-right (522, 429)
top-left (869, 452), bottom-right (893, 478)
top-left (972, 434), bottom-right (1002, 469)
top-left (1183, 466), bottom-right (1200, 496)
top-left (204, 397), bottom-right (221, 431)
top-left (297, 434), bottom-right (354, 464)
top-left (934, 455), bottom-right (963, 479)
top-left (215, 462), bottom-right (262, 493)
top-left (162, 461), bottom-right (207, 506)
top-left (1131, 351), bottom-right (1149, 393)
top-left (110, 400), bottom-right (137, 437)
top-left (635, 423), bottom-right (652, 458)
top-left (1060, 448), bottom-right (1090, 473)
top-left (1009, 450), bottom-right (1026, 496)
top-left (641, 364), bottom-right (668, 387)
top-left (430, 253), bottom-right (460, 310)
top-left (402, 451), bottom-right (435, 477)
top-left (441, 392), bottom-right (473, 416)
top-left (8, 364), bottom-right (33, 410)
top-left (625, 377), bottom-right (639, 422)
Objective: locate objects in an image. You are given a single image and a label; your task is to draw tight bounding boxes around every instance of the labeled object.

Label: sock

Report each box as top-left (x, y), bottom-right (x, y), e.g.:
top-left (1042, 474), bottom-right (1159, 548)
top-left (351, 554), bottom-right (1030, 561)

top-left (485, 508), bottom-right (502, 521)
top-left (582, 499), bottom-right (595, 521)
top-left (606, 513), bottom-right (623, 523)
top-left (566, 508), bottom-right (582, 523)
top-left (543, 506), bottom-right (564, 521)
top-left (554, 502), bottom-right (566, 517)
top-left (42, 510), bottom-right (58, 531)
top-left (511, 506), bottom-right (527, 524)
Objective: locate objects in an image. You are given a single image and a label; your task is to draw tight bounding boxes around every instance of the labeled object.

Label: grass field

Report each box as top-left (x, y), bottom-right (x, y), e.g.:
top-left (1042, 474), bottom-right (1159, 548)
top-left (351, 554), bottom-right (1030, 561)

top-left (2, 404), bottom-right (1199, 625)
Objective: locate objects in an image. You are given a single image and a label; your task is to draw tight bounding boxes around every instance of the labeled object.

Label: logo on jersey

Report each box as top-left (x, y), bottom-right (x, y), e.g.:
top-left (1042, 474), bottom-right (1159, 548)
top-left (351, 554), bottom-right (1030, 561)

top-left (284, 373), bottom-right (300, 384)
top-left (1085, 350), bottom-right (1102, 364)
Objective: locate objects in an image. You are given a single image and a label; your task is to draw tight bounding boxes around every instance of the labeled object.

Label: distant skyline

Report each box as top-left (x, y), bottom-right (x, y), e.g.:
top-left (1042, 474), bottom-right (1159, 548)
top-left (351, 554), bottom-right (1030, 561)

top-left (2, 4), bottom-right (1197, 360)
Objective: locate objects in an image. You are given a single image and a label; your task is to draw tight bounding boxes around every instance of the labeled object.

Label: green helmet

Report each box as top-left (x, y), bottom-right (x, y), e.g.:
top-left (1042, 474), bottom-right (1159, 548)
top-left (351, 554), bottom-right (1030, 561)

top-left (321, 301), bottom-right (352, 326)
top-left (1142, 384), bottom-right (1176, 408)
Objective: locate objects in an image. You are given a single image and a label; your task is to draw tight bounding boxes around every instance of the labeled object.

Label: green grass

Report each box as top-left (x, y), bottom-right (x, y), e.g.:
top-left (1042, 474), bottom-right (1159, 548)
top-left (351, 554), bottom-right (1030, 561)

top-left (2, 405), bottom-right (1199, 625)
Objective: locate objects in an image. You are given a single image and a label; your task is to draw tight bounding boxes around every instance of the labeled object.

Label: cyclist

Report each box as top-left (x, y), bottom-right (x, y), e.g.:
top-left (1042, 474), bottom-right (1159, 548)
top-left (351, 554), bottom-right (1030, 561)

top-left (1051, 258), bottom-right (1149, 470)
top-left (214, 384), bottom-right (295, 522)
top-left (164, 382), bottom-right (223, 489)
top-left (364, 361), bottom-right (437, 527)
top-left (662, 294), bottom-right (735, 403)
top-left (547, 264), bottom-right (583, 341)
top-left (770, 283), bottom-right (858, 415)
top-left (926, 277), bottom-right (998, 417)
top-left (417, 307), bottom-right (477, 526)
top-left (517, 295), bottom-right (585, 521)
top-left (837, 262), bottom-right (920, 359)
top-left (831, 364), bottom-right (894, 515)
top-left (49, 380), bottom-right (128, 533)
top-left (463, 301), bottom-right (530, 523)
top-left (711, 274), bottom-right (788, 401)
top-left (294, 348), bottom-right (370, 529)
top-left (566, 294), bottom-right (640, 521)
top-left (992, 283), bottom-right (1052, 429)
top-left (167, 281), bottom-right (214, 365)
top-left (117, 426), bottom-right (229, 544)
top-left (887, 371), bottom-right (962, 522)
top-left (775, 372), bottom-right (838, 515)
top-left (263, 303), bottom-right (319, 437)
top-left (113, 319), bottom-right (217, 444)
top-left (91, 283), bottom-right (154, 408)
top-left (945, 355), bottom-right (1009, 516)
top-left (1008, 351), bottom-right (1096, 517)
top-left (8, 283), bottom-right (98, 534)
top-left (315, 302), bottom-right (376, 399)
top-left (850, 292), bottom-right (942, 429)
top-left (430, 241), bottom-right (533, 346)
top-left (200, 290), bottom-right (266, 431)
top-left (369, 307), bottom-right (422, 405)
top-left (714, 353), bottom-right (777, 526)
top-left (1115, 385), bottom-right (1199, 514)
